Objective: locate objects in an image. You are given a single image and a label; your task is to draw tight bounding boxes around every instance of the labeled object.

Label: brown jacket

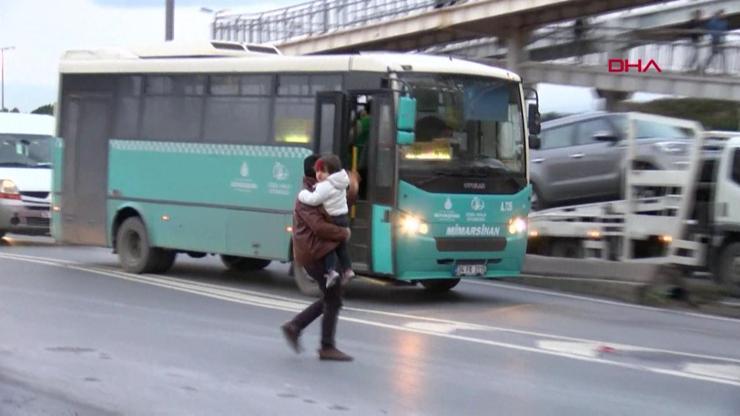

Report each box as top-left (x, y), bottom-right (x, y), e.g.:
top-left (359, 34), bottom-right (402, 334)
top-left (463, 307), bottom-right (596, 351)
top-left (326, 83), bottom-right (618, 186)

top-left (292, 174), bottom-right (358, 265)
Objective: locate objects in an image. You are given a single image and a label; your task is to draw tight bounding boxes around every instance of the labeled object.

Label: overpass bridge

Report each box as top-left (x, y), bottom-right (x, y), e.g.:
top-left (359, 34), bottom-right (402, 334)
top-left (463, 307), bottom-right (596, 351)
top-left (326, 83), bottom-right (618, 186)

top-left (434, 0), bottom-right (740, 63)
top-left (213, 0), bottom-right (740, 103)
top-left (213, 0), bottom-right (665, 55)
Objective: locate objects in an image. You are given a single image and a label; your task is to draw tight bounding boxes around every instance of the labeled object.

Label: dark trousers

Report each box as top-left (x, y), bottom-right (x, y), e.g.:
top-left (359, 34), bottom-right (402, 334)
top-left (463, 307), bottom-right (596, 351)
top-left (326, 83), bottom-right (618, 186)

top-left (289, 262), bottom-right (343, 348)
top-left (323, 214), bottom-right (352, 274)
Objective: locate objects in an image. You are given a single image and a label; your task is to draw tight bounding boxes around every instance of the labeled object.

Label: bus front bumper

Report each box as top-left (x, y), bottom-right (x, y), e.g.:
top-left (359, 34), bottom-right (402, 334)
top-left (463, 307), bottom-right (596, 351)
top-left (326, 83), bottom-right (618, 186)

top-left (394, 233), bottom-right (527, 281)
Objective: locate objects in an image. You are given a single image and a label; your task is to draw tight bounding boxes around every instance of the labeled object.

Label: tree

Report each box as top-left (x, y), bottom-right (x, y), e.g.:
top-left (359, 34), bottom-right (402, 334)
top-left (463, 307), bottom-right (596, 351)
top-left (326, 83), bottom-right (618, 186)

top-left (10, 108), bottom-right (19, 113)
top-left (31, 104), bottom-right (54, 115)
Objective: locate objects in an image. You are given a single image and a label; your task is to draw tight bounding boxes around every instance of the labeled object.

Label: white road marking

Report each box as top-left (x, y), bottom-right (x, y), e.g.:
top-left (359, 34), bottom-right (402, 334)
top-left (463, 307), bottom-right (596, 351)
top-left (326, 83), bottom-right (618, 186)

top-left (402, 321), bottom-right (487, 334)
top-left (2, 252), bottom-right (740, 387)
top-left (537, 340), bottom-right (601, 358)
top-left (464, 279), bottom-right (740, 324)
top-left (683, 363), bottom-right (740, 382)
top-left (3, 252), bottom-right (740, 365)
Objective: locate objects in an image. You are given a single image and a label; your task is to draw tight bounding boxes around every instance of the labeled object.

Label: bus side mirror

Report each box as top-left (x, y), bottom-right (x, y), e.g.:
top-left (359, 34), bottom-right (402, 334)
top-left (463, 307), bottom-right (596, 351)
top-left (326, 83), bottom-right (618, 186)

top-left (397, 96), bottom-right (417, 145)
top-left (528, 103), bottom-right (541, 135)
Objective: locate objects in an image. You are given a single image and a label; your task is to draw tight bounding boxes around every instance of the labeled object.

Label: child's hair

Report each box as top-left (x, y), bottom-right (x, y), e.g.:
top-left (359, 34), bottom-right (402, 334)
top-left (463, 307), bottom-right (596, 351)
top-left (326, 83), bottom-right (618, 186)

top-left (315, 154), bottom-right (342, 174)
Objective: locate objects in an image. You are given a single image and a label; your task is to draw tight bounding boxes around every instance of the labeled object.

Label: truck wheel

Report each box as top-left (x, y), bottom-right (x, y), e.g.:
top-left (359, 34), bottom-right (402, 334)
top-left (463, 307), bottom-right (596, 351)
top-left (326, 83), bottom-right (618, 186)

top-left (420, 278), bottom-right (460, 293)
top-left (550, 239), bottom-right (584, 258)
top-left (117, 217), bottom-right (168, 274)
top-left (292, 262), bottom-right (320, 297)
top-left (717, 242), bottom-right (740, 296)
top-left (221, 255), bottom-right (271, 272)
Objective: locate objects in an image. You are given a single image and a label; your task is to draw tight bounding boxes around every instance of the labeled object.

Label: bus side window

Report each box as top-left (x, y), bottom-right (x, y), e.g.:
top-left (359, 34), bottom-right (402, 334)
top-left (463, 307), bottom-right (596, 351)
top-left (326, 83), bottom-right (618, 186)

top-left (732, 148), bottom-right (740, 185)
top-left (141, 75), bottom-right (205, 142)
top-left (204, 75), bottom-right (272, 145)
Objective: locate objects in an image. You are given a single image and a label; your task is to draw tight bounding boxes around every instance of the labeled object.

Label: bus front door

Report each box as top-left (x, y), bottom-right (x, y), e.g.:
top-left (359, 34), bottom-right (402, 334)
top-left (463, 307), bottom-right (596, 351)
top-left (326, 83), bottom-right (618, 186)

top-left (349, 94), bottom-right (396, 276)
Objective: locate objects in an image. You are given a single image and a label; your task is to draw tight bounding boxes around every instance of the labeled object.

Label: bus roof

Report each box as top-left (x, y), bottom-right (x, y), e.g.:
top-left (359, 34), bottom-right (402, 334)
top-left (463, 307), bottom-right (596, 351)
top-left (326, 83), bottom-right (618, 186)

top-left (0, 113), bottom-right (55, 136)
top-left (59, 42), bottom-right (520, 82)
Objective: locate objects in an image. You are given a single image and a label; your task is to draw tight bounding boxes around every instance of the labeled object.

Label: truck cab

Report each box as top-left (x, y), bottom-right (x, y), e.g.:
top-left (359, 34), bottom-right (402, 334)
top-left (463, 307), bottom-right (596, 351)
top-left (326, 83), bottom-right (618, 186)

top-left (712, 136), bottom-right (740, 294)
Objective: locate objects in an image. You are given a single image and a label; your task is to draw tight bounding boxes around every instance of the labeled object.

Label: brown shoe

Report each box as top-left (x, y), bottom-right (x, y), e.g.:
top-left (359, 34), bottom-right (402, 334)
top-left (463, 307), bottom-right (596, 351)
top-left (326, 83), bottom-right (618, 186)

top-left (281, 322), bottom-right (302, 354)
top-left (318, 346), bottom-right (353, 361)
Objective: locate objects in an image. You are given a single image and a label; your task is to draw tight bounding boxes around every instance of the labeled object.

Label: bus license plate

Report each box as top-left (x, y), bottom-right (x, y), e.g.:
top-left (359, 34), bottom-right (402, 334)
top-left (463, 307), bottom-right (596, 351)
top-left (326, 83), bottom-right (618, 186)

top-left (455, 264), bottom-right (486, 277)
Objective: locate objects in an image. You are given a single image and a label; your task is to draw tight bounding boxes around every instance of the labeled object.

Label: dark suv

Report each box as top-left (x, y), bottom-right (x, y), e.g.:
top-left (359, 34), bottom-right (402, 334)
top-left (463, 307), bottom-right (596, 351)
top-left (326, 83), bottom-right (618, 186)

top-left (530, 112), bottom-right (694, 210)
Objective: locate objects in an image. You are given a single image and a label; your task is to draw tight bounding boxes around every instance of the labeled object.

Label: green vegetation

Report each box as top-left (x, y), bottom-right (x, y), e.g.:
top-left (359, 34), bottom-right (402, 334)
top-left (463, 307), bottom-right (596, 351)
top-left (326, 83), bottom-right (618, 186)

top-left (32, 104), bottom-right (54, 115)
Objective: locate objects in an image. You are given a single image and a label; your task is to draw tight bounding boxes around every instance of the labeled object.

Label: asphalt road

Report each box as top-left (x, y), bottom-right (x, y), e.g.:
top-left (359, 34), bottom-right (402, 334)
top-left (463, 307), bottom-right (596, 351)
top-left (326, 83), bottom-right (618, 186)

top-left (1, 236), bottom-right (739, 415)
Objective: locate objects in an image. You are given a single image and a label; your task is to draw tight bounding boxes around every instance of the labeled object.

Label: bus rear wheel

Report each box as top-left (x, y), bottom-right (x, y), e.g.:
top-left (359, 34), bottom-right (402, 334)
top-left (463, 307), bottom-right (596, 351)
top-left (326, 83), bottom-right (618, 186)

top-left (420, 278), bottom-right (460, 293)
top-left (220, 255), bottom-right (271, 272)
top-left (291, 262), bottom-right (320, 297)
top-left (117, 217), bottom-right (174, 274)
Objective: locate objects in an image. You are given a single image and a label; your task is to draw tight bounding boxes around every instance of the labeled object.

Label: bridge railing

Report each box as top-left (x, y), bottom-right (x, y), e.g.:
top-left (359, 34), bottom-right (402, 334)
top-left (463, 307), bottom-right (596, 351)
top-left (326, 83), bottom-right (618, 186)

top-left (434, 25), bottom-right (740, 76)
top-left (538, 26), bottom-right (740, 76)
top-left (214, 0), bottom-right (441, 44)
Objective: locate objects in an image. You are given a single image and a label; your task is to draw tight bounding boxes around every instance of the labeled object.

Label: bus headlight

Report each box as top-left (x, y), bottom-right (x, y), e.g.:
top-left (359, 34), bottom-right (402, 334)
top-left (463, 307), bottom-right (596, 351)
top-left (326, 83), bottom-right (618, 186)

top-left (508, 217), bottom-right (527, 235)
top-left (400, 215), bottom-right (429, 235)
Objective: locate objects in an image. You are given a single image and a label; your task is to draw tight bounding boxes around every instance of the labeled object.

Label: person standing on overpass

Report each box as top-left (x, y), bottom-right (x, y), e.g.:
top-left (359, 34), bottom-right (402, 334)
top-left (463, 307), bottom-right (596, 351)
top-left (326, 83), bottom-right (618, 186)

top-left (684, 9), bottom-right (704, 72)
top-left (703, 9), bottom-right (728, 73)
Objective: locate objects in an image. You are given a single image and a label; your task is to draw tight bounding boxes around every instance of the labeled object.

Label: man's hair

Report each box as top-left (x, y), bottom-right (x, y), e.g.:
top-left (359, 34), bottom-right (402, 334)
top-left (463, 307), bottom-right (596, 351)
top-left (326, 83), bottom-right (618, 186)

top-left (315, 154), bottom-right (342, 174)
top-left (303, 154), bottom-right (319, 177)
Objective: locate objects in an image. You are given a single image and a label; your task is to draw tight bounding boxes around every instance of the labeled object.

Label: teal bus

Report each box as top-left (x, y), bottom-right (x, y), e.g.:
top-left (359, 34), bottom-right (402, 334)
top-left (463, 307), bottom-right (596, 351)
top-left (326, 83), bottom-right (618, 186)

top-left (53, 41), bottom-right (540, 293)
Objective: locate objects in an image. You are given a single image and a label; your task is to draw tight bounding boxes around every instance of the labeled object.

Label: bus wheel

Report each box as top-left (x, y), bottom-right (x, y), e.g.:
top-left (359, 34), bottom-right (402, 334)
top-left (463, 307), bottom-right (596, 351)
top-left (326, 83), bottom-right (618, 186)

top-left (292, 262), bottom-right (320, 297)
top-left (716, 242), bottom-right (740, 296)
top-left (420, 278), bottom-right (460, 293)
top-left (220, 255), bottom-right (271, 272)
top-left (153, 250), bottom-right (177, 274)
top-left (117, 217), bottom-right (168, 274)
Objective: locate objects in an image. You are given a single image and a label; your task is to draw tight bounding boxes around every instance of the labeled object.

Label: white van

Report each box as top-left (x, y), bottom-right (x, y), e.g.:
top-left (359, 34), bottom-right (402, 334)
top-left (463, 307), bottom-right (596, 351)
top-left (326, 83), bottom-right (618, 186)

top-left (0, 113), bottom-right (55, 238)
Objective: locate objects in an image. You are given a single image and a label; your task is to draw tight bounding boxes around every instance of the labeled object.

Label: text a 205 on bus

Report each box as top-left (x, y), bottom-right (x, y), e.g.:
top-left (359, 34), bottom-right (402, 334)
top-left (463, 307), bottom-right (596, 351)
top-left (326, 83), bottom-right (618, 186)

top-left (53, 42), bottom-right (539, 293)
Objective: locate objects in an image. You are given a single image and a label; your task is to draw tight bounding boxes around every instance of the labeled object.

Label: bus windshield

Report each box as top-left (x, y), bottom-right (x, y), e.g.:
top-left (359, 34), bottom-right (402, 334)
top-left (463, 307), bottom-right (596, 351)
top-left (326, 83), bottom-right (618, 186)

top-left (0, 134), bottom-right (53, 168)
top-left (399, 75), bottom-right (525, 193)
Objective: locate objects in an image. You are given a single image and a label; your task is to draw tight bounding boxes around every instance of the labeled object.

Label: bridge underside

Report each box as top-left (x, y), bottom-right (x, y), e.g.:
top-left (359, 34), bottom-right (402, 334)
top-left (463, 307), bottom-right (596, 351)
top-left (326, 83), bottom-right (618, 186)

top-left (279, 0), bottom-right (663, 55)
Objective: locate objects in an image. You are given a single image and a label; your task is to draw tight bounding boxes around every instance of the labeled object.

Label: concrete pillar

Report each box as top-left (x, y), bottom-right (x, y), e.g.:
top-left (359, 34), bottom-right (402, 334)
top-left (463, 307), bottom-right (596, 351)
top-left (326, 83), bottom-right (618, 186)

top-left (596, 89), bottom-right (632, 111)
top-left (506, 30), bottom-right (530, 74)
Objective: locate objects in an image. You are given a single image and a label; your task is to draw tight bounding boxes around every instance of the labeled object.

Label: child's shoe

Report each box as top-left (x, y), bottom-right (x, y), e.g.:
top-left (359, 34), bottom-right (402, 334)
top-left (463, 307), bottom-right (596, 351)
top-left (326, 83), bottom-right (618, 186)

top-left (341, 269), bottom-right (356, 286)
top-left (325, 270), bottom-right (340, 288)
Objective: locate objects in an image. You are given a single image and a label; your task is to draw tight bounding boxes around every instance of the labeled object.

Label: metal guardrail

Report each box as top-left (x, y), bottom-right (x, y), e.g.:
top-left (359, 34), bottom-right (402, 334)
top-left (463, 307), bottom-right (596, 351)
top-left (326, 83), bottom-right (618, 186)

top-left (213, 0), bottom-right (448, 44)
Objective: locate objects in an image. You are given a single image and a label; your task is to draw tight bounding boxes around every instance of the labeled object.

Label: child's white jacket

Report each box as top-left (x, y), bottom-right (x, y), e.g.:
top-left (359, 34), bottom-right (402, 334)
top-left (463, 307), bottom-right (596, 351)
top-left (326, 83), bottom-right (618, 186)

top-left (298, 169), bottom-right (350, 216)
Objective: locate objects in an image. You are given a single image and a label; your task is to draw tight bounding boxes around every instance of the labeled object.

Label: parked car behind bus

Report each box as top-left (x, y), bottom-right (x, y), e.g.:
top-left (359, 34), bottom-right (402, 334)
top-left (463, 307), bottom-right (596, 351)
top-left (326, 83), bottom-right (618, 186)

top-left (0, 113), bottom-right (55, 238)
top-left (530, 111), bottom-right (696, 210)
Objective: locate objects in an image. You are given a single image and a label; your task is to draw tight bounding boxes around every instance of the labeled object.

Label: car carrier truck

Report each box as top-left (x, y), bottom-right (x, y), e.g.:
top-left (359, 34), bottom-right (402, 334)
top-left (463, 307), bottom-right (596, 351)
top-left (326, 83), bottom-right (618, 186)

top-left (527, 113), bottom-right (739, 295)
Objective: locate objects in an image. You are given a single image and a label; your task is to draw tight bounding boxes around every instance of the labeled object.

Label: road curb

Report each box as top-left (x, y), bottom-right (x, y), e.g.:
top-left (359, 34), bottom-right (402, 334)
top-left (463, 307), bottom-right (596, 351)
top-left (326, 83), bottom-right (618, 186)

top-left (513, 274), bottom-right (648, 303)
top-left (508, 274), bottom-right (740, 319)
